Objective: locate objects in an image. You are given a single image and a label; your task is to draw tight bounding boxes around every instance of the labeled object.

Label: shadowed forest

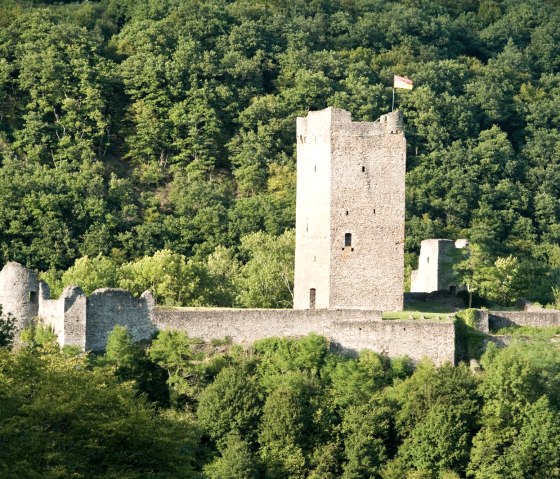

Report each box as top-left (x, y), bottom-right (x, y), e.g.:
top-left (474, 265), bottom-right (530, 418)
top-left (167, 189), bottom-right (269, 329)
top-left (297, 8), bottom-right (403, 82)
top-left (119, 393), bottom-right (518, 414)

top-left (1, 322), bottom-right (560, 479)
top-left (1, 0), bottom-right (560, 307)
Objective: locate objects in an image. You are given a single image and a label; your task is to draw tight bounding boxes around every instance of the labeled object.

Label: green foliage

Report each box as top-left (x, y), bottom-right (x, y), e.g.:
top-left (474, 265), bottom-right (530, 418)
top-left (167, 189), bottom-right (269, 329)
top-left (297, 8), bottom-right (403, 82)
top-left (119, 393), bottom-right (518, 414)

top-left (0, 345), bottom-right (199, 478)
top-left (3, 329), bottom-right (560, 478)
top-left (325, 350), bottom-right (392, 409)
top-left (455, 309), bottom-right (487, 360)
top-left (104, 325), bottom-right (169, 405)
top-left (0, 0), bottom-right (558, 306)
top-left (148, 329), bottom-right (227, 406)
top-left (196, 362), bottom-right (263, 446)
top-left (252, 334), bottom-right (328, 390)
top-left (235, 229), bottom-right (295, 308)
top-left (119, 249), bottom-right (204, 305)
top-left (0, 305), bottom-right (16, 349)
top-left (204, 432), bottom-right (260, 479)
top-left (60, 254), bottom-right (119, 295)
top-left (469, 342), bottom-right (560, 478)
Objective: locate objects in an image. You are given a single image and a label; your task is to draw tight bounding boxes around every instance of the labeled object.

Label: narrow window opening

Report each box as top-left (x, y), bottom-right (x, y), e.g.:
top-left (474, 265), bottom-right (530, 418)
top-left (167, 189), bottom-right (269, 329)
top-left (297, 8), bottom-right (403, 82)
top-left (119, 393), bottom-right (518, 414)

top-left (345, 233), bottom-right (352, 247)
top-left (314, 165), bottom-right (317, 172)
top-left (345, 210), bottom-right (349, 216)
top-left (309, 288), bottom-right (316, 310)
top-left (306, 223), bottom-right (308, 232)
top-left (427, 256), bottom-right (430, 264)
top-left (361, 166), bottom-right (366, 172)
top-left (29, 291), bottom-right (37, 303)
top-left (373, 208), bottom-right (376, 214)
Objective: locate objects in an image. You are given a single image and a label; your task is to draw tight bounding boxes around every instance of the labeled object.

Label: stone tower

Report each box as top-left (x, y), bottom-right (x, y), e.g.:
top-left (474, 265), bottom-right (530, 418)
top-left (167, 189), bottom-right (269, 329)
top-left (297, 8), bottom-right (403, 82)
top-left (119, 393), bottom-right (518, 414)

top-left (410, 239), bottom-right (467, 293)
top-left (293, 107), bottom-right (406, 311)
top-left (0, 262), bottom-right (39, 331)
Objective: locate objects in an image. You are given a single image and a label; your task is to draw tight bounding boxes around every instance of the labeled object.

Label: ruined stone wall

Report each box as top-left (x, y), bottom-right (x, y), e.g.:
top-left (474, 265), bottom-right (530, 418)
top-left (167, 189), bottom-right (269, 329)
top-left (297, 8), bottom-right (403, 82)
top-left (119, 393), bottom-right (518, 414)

top-left (411, 239), bottom-right (444, 293)
top-left (0, 258), bottom-right (455, 363)
top-left (154, 308), bottom-right (455, 365)
top-left (85, 289), bottom-right (156, 351)
top-left (38, 284), bottom-right (87, 349)
top-left (294, 108), bottom-right (406, 311)
top-left (63, 286), bottom-right (87, 349)
top-left (0, 262), bottom-right (39, 331)
top-left (38, 282), bottom-right (65, 341)
top-left (486, 310), bottom-right (560, 330)
top-left (411, 239), bottom-right (465, 293)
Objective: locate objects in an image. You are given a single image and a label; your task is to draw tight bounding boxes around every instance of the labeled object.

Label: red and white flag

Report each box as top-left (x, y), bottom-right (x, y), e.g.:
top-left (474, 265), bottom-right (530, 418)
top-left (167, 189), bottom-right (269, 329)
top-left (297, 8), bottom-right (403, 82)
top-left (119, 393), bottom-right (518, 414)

top-left (394, 75), bottom-right (413, 90)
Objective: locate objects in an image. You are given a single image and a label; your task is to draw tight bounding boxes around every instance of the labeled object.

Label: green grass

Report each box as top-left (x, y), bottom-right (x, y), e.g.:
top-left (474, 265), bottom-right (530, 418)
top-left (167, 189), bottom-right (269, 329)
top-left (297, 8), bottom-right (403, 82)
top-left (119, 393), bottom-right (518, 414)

top-left (493, 326), bottom-right (560, 339)
top-left (382, 310), bottom-right (454, 321)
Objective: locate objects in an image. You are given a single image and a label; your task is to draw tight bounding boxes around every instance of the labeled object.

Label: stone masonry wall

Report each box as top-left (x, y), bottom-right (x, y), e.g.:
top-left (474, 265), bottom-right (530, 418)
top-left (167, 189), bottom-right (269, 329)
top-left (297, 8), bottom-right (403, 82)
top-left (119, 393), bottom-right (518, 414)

top-left (39, 285), bottom-right (87, 349)
top-left (38, 282), bottom-right (65, 342)
top-left (329, 111), bottom-right (406, 311)
top-left (86, 289), bottom-right (156, 351)
top-left (154, 308), bottom-right (455, 365)
top-left (0, 262), bottom-right (39, 332)
top-left (486, 310), bottom-right (560, 330)
top-left (63, 286), bottom-right (87, 349)
top-left (294, 108), bottom-right (406, 311)
top-left (294, 108), bottom-right (335, 309)
top-left (411, 239), bottom-right (465, 293)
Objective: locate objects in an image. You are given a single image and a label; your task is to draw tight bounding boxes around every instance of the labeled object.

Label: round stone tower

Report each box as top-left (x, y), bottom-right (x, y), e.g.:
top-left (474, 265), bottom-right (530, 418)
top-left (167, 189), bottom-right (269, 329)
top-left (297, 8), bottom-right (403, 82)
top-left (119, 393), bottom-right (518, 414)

top-left (381, 110), bottom-right (404, 134)
top-left (0, 262), bottom-right (39, 331)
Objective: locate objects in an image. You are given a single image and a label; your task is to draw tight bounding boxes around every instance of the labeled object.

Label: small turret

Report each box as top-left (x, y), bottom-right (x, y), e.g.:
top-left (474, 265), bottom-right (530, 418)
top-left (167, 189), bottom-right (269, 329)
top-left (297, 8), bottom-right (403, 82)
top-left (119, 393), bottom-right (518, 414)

top-left (380, 110), bottom-right (404, 134)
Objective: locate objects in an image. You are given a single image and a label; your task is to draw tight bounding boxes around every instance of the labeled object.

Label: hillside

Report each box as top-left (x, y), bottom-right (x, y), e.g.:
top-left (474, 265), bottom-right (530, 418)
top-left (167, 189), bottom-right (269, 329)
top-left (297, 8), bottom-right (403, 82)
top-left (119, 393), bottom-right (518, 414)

top-left (0, 0), bottom-right (559, 307)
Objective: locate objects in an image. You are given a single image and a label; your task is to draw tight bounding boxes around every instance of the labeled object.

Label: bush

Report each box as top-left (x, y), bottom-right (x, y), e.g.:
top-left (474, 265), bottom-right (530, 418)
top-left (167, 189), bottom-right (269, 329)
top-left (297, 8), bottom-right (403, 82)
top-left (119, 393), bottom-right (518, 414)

top-left (0, 305), bottom-right (16, 348)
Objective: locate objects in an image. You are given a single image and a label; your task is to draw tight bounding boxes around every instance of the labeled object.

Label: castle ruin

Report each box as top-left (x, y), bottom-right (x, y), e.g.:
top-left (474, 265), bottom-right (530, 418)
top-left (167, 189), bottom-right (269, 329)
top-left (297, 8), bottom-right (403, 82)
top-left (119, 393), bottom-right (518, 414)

top-left (0, 261), bottom-right (155, 350)
top-left (410, 239), bottom-right (468, 293)
top-left (0, 108), bottom-right (466, 365)
top-left (294, 108), bottom-right (406, 311)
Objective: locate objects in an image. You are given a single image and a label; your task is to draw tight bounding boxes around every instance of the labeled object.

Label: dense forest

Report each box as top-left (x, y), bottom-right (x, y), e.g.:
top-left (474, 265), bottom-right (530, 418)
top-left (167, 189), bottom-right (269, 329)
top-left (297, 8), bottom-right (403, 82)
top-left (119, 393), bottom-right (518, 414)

top-left (1, 0), bottom-right (560, 306)
top-left (2, 321), bottom-right (560, 479)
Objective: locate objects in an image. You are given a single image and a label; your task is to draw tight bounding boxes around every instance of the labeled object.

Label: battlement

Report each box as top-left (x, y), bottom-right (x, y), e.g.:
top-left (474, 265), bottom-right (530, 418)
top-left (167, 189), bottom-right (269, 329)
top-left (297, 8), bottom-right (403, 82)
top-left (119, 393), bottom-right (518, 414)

top-left (296, 108), bottom-right (404, 143)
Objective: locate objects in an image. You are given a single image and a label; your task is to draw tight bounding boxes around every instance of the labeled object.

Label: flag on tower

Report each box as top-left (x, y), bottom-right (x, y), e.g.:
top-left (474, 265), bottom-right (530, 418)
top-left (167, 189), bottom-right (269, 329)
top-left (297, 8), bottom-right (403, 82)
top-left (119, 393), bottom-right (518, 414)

top-left (394, 75), bottom-right (413, 90)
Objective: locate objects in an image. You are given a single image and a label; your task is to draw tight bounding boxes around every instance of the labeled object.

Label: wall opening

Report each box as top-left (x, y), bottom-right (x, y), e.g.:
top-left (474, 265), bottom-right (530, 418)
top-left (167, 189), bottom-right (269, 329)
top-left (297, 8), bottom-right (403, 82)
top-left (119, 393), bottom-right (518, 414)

top-left (361, 166), bottom-right (366, 172)
top-left (29, 291), bottom-right (37, 303)
top-left (345, 210), bottom-right (349, 216)
top-left (450, 286), bottom-right (457, 295)
top-left (309, 288), bottom-right (316, 309)
top-left (427, 256), bottom-right (429, 264)
top-left (345, 233), bottom-right (352, 247)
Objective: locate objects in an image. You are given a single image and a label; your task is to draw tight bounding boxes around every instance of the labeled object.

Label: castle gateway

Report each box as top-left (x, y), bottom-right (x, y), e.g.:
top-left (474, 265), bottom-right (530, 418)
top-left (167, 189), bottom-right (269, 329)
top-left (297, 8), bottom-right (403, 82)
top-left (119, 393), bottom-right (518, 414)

top-left (293, 108), bottom-right (406, 311)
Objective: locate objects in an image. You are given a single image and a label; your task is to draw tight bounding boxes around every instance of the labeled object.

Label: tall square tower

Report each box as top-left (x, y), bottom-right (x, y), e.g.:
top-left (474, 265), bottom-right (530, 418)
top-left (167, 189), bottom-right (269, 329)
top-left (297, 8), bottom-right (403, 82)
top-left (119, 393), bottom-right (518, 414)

top-left (293, 107), bottom-right (406, 311)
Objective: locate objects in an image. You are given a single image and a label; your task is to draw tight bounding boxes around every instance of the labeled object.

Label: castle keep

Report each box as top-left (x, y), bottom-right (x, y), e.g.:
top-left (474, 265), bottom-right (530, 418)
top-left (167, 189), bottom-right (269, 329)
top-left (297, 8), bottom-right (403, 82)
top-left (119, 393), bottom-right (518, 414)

top-left (294, 108), bottom-right (406, 311)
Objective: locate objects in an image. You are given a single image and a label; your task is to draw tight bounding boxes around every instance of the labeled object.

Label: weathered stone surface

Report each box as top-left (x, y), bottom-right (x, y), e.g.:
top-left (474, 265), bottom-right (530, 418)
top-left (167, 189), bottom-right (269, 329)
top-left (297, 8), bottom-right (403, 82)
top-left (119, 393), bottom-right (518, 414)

top-left (86, 288), bottom-right (156, 351)
top-left (488, 310), bottom-right (560, 330)
top-left (411, 239), bottom-right (466, 293)
top-left (0, 261), bottom-right (39, 332)
top-left (154, 308), bottom-right (455, 365)
top-left (294, 108), bottom-right (406, 311)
